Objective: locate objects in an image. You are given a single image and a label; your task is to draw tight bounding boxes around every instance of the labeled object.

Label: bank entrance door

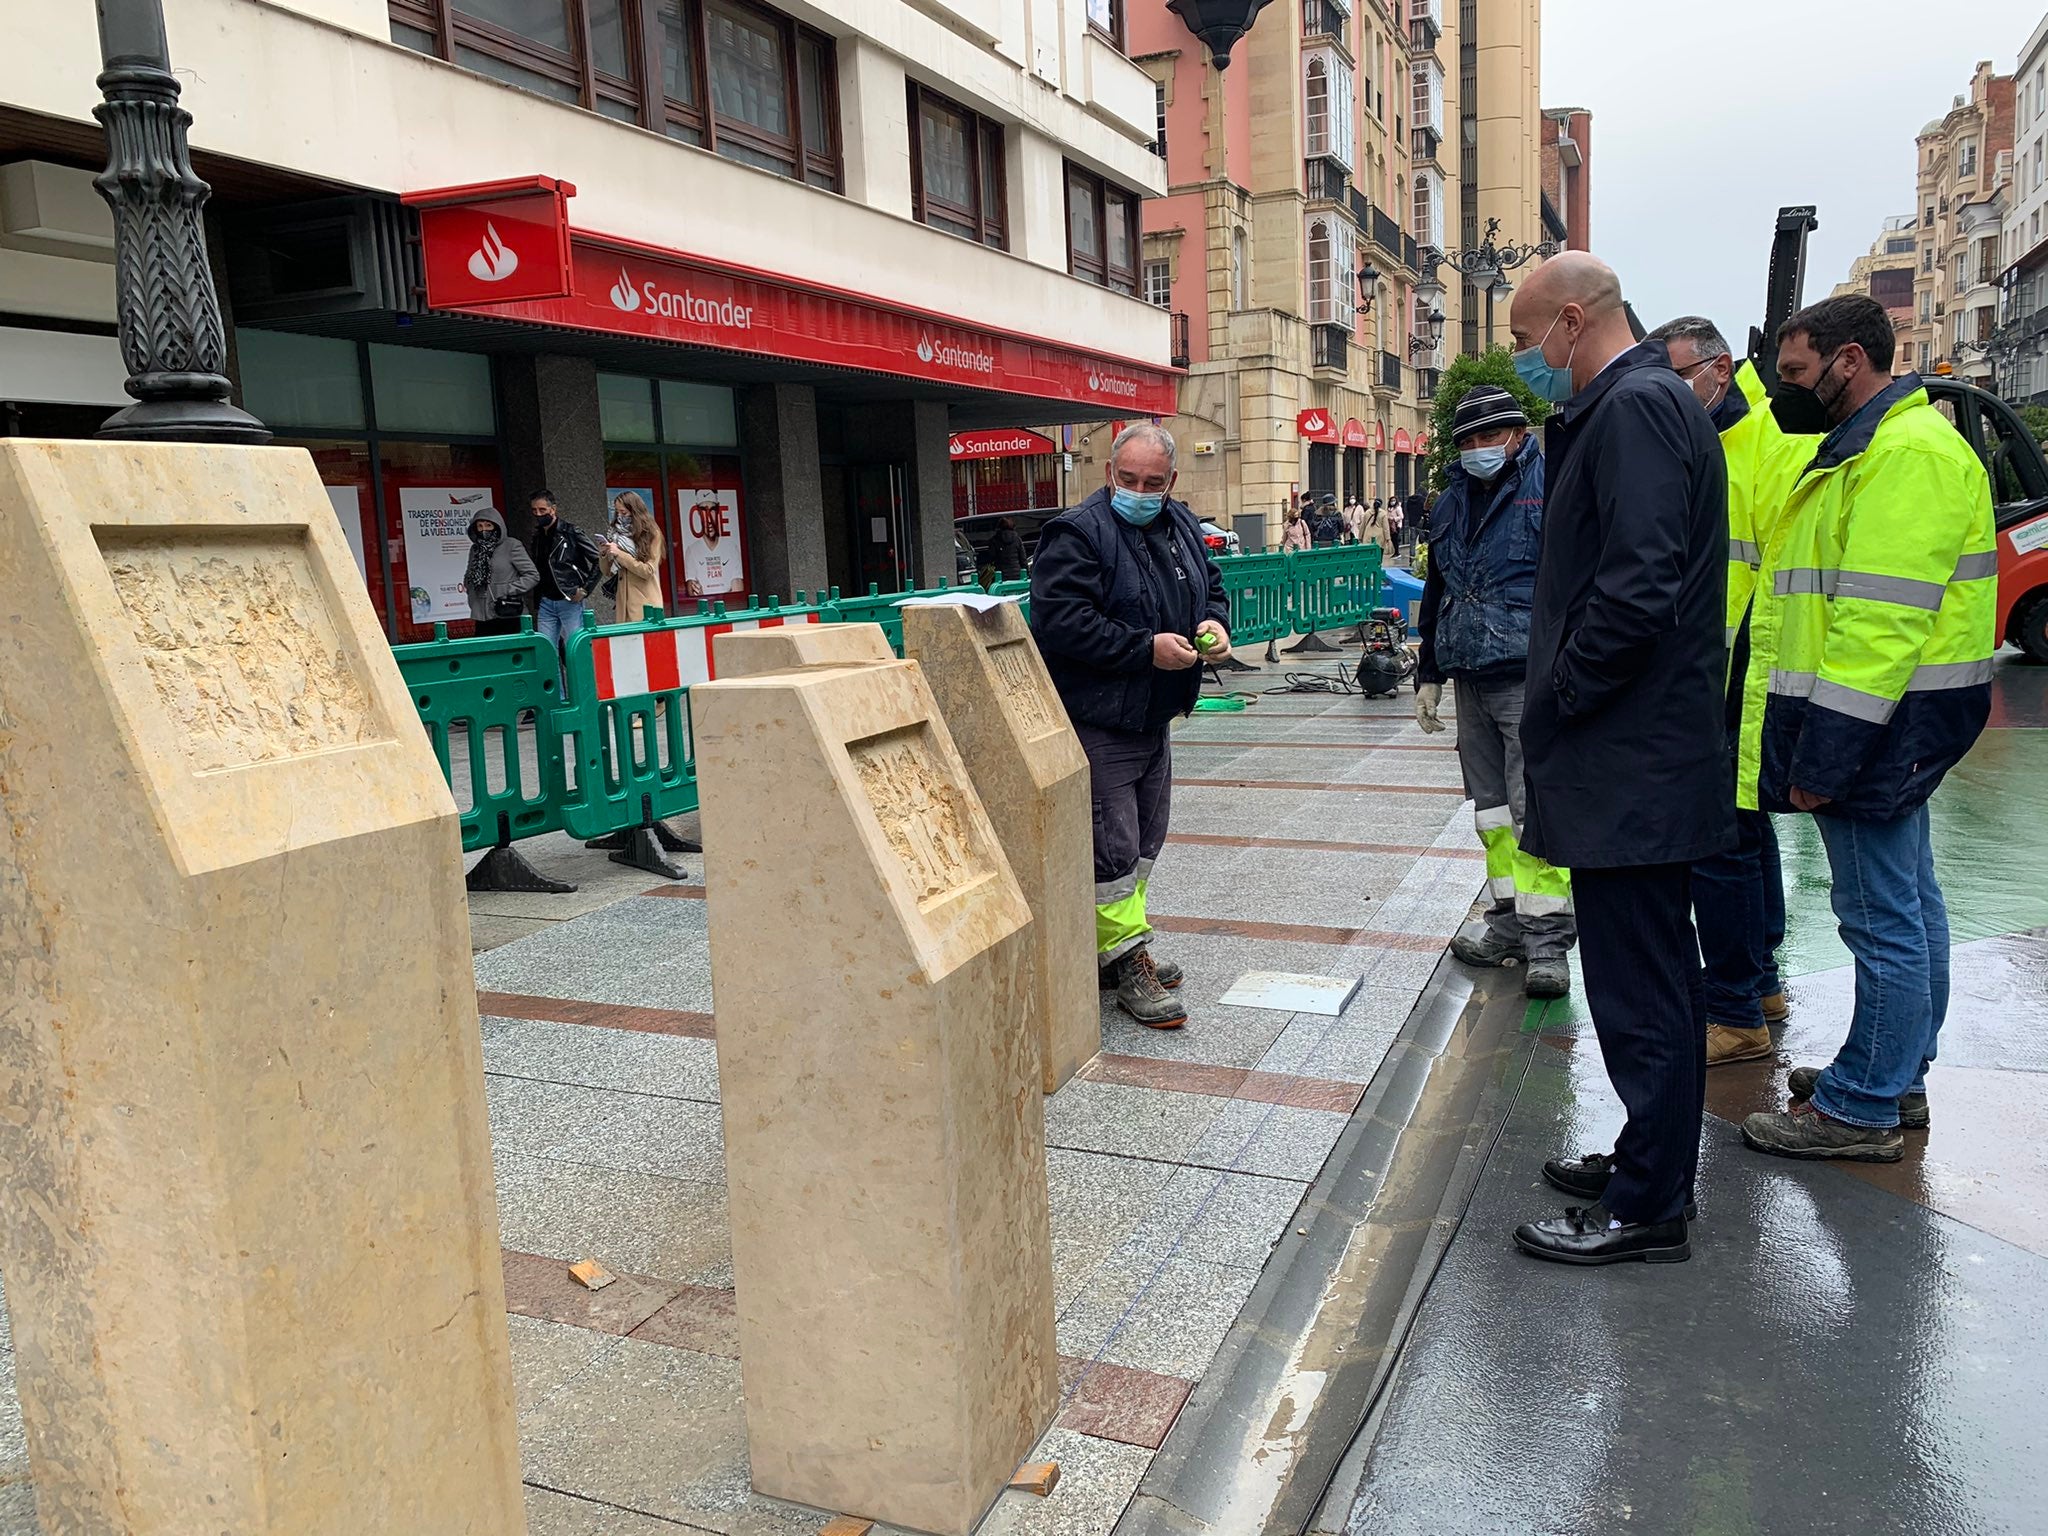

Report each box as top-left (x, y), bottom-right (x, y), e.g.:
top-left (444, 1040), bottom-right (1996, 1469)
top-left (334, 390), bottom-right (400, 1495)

top-left (848, 462), bottom-right (913, 592)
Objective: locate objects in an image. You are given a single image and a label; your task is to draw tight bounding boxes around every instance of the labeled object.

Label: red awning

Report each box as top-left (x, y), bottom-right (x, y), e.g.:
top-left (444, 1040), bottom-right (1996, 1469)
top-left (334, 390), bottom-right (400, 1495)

top-left (1340, 417), bottom-right (1370, 448)
top-left (1415, 431), bottom-right (1430, 452)
top-left (1296, 408), bottom-right (1339, 443)
top-left (408, 179), bottom-right (1180, 416)
top-left (1393, 428), bottom-right (1414, 452)
top-left (950, 429), bottom-right (1058, 459)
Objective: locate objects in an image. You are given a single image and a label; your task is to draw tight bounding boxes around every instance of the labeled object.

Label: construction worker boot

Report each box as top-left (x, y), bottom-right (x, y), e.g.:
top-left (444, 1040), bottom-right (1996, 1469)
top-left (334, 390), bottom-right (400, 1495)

top-left (1101, 954), bottom-right (1182, 990)
top-left (1706, 1022), bottom-right (1773, 1066)
top-left (1450, 931), bottom-right (1524, 969)
top-left (1523, 956), bottom-right (1570, 999)
top-left (1114, 949), bottom-right (1188, 1030)
top-left (1787, 1066), bottom-right (1930, 1129)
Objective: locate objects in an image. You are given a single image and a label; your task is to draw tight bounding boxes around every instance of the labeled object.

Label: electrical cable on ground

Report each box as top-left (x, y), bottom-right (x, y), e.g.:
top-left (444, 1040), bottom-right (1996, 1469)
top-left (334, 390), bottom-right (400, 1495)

top-left (1291, 1005), bottom-right (1545, 1535)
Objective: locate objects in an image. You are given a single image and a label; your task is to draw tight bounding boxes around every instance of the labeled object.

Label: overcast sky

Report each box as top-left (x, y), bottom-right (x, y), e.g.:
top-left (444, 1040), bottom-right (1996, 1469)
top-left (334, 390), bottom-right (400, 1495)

top-left (1542, 0), bottom-right (2048, 349)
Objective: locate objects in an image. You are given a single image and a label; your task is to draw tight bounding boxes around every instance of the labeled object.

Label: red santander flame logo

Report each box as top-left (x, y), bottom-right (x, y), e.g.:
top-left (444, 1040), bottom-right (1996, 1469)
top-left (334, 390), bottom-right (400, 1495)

top-left (1303, 413), bottom-right (1327, 433)
top-left (466, 221), bottom-right (520, 284)
top-left (609, 268), bottom-right (642, 312)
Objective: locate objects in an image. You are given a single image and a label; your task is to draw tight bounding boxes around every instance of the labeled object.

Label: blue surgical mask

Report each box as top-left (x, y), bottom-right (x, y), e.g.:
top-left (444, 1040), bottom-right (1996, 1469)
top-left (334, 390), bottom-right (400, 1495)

top-left (1459, 445), bottom-right (1509, 481)
top-left (1111, 486), bottom-right (1166, 525)
top-left (1513, 312), bottom-right (1578, 403)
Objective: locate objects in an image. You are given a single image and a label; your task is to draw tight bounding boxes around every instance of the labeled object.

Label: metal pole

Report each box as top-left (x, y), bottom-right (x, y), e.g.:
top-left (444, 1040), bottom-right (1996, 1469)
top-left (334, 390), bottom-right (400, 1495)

top-left (1485, 285), bottom-right (1494, 351)
top-left (92, 0), bottom-right (268, 442)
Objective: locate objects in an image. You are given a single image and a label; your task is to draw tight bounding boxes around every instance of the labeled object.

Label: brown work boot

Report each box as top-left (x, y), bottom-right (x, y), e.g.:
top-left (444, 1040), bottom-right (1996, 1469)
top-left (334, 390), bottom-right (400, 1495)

top-left (1706, 1022), bottom-right (1773, 1066)
top-left (1759, 990), bottom-right (1790, 1023)
top-left (1786, 1066), bottom-right (1930, 1130)
top-left (1113, 948), bottom-right (1187, 1030)
top-left (1741, 1100), bottom-right (1903, 1162)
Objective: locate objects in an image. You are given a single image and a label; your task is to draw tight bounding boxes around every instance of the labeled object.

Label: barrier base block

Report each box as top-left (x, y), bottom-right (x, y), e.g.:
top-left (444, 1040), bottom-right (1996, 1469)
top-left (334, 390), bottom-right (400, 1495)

top-left (1283, 630), bottom-right (1343, 654)
top-left (467, 841), bottom-right (577, 894)
top-left (607, 823), bottom-right (693, 880)
top-left (1208, 653), bottom-right (1258, 674)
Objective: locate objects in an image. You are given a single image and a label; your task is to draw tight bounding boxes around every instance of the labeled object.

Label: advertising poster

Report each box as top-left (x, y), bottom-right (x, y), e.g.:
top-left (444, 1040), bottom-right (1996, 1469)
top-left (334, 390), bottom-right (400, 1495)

top-left (398, 485), bottom-right (496, 623)
top-left (324, 484), bottom-right (370, 579)
top-left (677, 485), bottom-right (745, 596)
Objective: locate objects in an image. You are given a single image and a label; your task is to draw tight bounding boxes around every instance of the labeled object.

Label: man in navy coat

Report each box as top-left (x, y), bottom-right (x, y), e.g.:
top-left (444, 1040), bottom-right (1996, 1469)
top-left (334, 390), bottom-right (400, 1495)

top-left (1505, 253), bottom-right (1735, 1266)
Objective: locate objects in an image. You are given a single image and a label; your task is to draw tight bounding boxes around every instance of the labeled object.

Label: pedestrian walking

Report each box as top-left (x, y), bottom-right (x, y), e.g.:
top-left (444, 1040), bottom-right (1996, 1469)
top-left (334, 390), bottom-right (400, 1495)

top-left (462, 507), bottom-right (539, 637)
top-left (600, 491), bottom-right (667, 624)
top-left (1649, 316), bottom-right (1819, 1067)
top-left (1385, 497), bottom-right (1404, 558)
top-left (1419, 384), bottom-right (1574, 999)
top-left (1030, 423), bottom-right (1231, 1030)
top-left (1343, 497), bottom-right (1367, 545)
top-left (1505, 252), bottom-right (1733, 1267)
top-left (1403, 489), bottom-right (1425, 554)
top-left (1357, 495), bottom-right (1394, 555)
top-left (986, 516), bottom-right (1027, 578)
top-left (1281, 504), bottom-right (1314, 552)
top-left (1737, 294), bottom-right (1996, 1163)
top-left (526, 488), bottom-right (602, 668)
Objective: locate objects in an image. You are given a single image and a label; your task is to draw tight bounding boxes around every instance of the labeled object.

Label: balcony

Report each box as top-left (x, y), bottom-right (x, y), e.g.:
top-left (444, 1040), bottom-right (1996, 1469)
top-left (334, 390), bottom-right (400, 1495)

top-left (1306, 157), bottom-right (1349, 205)
top-left (1378, 349), bottom-right (1403, 391)
top-left (1410, 0), bottom-right (1442, 51)
top-left (1302, 0), bottom-right (1347, 42)
top-left (1348, 185), bottom-right (1373, 228)
top-left (1370, 206), bottom-right (1403, 257)
top-left (1171, 311), bottom-right (1191, 370)
top-left (1312, 323), bottom-right (1351, 372)
top-left (1417, 366), bottom-right (1441, 400)
top-left (1403, 233), bottom-right (1420, 273)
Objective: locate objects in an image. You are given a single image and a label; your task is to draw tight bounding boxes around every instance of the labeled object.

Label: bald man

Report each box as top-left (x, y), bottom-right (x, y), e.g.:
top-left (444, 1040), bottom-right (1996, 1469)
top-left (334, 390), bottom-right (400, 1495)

top-left (1504, 253), bottom-right (1734, 1267)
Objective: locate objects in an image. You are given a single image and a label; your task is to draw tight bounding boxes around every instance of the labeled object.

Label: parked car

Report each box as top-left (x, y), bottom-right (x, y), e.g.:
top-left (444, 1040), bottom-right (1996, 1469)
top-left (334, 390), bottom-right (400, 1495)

top-left (1198, 520), bottom-right (1242, 557)
top-left (954, 531), bottom-right (980, 584)
top-left (956, 509), bottom-right (1060, 569)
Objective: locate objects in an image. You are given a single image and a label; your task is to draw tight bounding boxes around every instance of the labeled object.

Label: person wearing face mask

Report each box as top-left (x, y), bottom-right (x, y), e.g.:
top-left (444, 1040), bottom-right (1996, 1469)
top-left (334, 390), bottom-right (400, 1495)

top-left (462, 508), bottom-right (539, 637)
top-left (1646, 316), bottom-right (1821, 1071)
top-left (1031, 423), bottom-right (1232, 1030)
top-left (1414, 384), bottom-right (1574, 1000)
top-left (1504, 252), bottom-right (1734, 1268)
top-left (1734, 294), bottom-right (1996, 1165)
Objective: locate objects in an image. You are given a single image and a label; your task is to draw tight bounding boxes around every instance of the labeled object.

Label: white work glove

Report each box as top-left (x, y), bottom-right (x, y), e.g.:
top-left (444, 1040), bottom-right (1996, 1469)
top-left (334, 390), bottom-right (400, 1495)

top-left (1415, 682), bottom-right (1445, 734)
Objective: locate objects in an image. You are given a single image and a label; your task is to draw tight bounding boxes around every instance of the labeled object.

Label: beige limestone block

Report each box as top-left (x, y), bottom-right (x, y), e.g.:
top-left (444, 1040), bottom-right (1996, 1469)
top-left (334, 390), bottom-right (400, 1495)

top-left (0, 441), bottom-right (526, 1534)
top-left (711, 619), bottom-right (893, 677)
top-left (693, 659), bottom-right (1057, 1536)
top-left (903, 602), bottom-right (1097, 1093)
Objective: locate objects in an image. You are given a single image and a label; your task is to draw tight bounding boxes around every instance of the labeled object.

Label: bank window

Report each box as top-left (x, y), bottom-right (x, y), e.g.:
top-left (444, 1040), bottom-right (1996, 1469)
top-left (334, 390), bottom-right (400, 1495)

top-left (367, 344), bottom-right (496, 436)
top-left (599, 371), bottom-right (660, 441)
top-left (238, 330), bottom-right (367, 432)
top-left (1066, 163), bottom-right (1139, 295)
top-left (1086, 0), bottom-right (1123, 51)
top-left (389, 0), bottom-right (839, 187)
top-left (660, 379), bottom-right (739, 447)
top-left (910, 85), bottom-right (1007, 250)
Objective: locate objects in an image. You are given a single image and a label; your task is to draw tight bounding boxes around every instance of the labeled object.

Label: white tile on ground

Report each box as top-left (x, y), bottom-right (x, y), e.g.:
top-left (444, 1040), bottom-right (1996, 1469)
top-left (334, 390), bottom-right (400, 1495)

top-left (1216, 971), bottom-right (1362, 1015)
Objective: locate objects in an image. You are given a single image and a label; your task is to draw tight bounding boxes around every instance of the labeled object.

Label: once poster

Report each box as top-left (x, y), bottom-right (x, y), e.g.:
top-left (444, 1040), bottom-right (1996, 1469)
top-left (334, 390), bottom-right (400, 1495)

top-left (678, 486), bottom-right (745, 597)
top-left (325, 484), bottom-right (369, 579)
top-left (399, 485), bottom-right (496, 623)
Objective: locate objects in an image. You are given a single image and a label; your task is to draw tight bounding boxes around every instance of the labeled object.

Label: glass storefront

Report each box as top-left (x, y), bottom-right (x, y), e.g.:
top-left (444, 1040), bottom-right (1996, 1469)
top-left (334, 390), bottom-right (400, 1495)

top-left (599, 373), bottom-right (749, 607)
top-left (951, 453), bottom-right (1059, 517)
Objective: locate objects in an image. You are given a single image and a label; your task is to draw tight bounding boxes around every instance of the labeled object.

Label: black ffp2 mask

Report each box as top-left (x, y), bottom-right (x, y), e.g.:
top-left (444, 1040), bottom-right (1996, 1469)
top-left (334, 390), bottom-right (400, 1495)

top-left (1770, 348), bottom-right (1845, 437)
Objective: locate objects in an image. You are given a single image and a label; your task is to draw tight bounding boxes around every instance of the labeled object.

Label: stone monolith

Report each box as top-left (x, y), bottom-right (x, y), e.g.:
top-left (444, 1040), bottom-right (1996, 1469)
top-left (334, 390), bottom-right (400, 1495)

top-left (0, 440), bottom-right (526, 1534)
top-left (710, 618), bottom-right (893, 677)
top-left (903, 601), bottom-right (1097, 1091)
top-left (693, 657), bottom-right (1057, 1536)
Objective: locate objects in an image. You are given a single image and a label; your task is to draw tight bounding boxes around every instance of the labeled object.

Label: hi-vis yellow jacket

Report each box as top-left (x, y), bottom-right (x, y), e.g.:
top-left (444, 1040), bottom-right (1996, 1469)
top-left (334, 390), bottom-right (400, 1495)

top-left (1737, 376), bottom-right (1997, 818)
top-left (1720, 361), bottom-right (1818, 645)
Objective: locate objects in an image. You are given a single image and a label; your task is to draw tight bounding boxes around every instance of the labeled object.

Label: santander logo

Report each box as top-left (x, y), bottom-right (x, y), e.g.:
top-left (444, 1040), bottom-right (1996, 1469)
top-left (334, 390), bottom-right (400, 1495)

top-left (916, 337), bottom-right (935, 364)
top-left (1090, 368), bottom-right (1140, 400)
top-left (1301, 412), bottom-right (1329, 434)
top-left (466, 221), bottom-right (519, 283)
top-left (915, 333), bottom-right (993, 376)
top-left (606, 266), bottom-right (755, 328)
top-left (609, 268), bottom-right (642, 312)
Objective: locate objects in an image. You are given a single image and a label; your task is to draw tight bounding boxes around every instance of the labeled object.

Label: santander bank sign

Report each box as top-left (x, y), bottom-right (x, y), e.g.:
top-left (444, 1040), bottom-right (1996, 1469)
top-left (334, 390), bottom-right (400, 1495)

top-left (608, 266), bottom-right (755, 329)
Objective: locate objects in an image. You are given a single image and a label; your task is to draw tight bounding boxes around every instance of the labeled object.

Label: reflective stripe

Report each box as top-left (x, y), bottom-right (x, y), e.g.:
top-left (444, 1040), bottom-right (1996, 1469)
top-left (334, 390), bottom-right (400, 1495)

top-left (1833, 570), bottom-right (1946, 610)
top-left (1728, 538), bottom-right (1761, 565)
top-left (1515, 888), bottom-right (1575, 918)
top-left (1488, 875), bottom-right (1517, 900)
top-left (1774, 567), bottom-right (1833, 596)
top-left (1952, 550), bottom-right (1999, 581)
top-left (1133, 856), bottom-right (1156, 884)
top-left (1725, 625), bottom-right (1740, 648)
top-left (1769, 668), bottom-right (1817, 697)
top-left (1904, 657), bottom-right (1996, 691)
top-left (1811, 677), bottom-right (1896, 725)
top-left (1473, 803), bottom-right (1513, 832)
top-left (1096, 870), bottom-right (1141, 904)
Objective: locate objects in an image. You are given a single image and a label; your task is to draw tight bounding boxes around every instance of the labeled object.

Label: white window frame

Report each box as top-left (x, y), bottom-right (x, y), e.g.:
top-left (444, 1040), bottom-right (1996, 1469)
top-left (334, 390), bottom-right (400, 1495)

top-left (1303, 46), bottom-right (1355, 171)
top-left (1143, 257), bottom-right (1172, 309)
top-left (1305, 213), bottom-right (1358, 331)
top-left (1410, 57), bottom-right (1444, 140)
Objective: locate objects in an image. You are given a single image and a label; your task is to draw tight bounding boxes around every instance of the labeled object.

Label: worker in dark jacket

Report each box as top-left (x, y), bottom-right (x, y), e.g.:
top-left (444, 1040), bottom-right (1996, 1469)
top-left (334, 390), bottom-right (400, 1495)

top-left (985, 518), bottom-right (1027, 579)
top-left (1031, 423), bottom-right (1231, 1030)
top-left (1505, 252), bottom-right (1734, 1268)
top-left (1415, 385), bottom-right (1574, 999)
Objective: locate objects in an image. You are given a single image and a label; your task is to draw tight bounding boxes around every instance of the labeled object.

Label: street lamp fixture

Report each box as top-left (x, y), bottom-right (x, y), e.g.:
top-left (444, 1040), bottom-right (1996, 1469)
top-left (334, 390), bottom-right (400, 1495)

top-left (1357, 261), bottom-right (1380, 315)
top-left (1415, 217), bottom-right (1558, 352)
top-left (1408, 307), bottom-right (1445, 359)
top-left (91, 0), bottom-right (268, 442)
top-left (1165, 0), bottom-right (1277, 71)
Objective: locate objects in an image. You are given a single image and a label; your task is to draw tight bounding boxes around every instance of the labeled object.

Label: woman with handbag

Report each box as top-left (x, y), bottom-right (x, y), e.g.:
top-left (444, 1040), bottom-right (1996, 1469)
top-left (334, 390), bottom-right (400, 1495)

top-left (464, 509), bottom-right (540, 636)
top-left (600, 492), bottom-right (667, 624)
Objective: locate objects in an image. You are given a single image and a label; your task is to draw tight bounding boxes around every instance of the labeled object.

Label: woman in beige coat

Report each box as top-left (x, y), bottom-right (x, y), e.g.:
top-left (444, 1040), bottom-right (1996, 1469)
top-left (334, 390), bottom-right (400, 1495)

top-left (601, 492), bottom-right (667, 622)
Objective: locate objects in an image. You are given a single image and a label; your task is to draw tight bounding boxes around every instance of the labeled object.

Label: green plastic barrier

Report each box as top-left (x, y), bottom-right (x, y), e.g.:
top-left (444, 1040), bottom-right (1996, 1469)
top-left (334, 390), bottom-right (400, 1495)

top-left (1212, 552), bottom-right (1290, 646)
top-left (819, 577), bottom-right (972, 655)
top-left (1287, 544), bottom-right (1385, 636)
top-left (394, 617), bottom-right (570, 855)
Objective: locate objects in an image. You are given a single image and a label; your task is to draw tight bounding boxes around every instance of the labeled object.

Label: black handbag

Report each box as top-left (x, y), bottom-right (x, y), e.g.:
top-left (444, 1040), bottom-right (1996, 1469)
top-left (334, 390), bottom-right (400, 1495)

top-left (493, 594), bottom-right (526, 617)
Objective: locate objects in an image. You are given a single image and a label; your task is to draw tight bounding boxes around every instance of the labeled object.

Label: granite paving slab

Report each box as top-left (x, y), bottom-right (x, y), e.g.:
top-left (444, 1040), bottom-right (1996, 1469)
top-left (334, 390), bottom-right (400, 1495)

top-left (494, 1151), bottom-right (733, 1287)
top-left (484, 1014), bottom-right (722, 1104)
top-left (486, 1075), bottom-right (727, 1184)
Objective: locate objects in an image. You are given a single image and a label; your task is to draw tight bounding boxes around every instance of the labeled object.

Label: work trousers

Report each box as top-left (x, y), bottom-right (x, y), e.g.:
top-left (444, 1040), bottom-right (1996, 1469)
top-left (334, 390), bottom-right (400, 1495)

top-left (1453, 678), bottom-right (1576, 961)
top-left (1574, 862), bottom-right (1706, 1226)
top-left (1077, 722), bottom-right (1172, 966)
top-left (1693, 802), bottom-right (1786, 1029)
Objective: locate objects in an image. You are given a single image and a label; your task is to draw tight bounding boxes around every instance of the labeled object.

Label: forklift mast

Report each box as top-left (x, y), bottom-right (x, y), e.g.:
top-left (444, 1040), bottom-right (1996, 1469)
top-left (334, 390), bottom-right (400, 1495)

top-left (1748, 205), bottom-right (1820, 391)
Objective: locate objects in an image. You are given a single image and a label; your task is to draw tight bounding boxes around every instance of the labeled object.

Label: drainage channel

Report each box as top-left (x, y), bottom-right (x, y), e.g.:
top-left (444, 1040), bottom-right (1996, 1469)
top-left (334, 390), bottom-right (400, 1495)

top-left (1110, 952), bottom-right (1541, 1536)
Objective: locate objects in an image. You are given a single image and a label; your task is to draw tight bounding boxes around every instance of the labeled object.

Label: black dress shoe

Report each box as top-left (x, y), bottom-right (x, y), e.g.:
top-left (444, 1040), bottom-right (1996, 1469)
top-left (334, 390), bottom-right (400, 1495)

top-left (1542, 1153), bottom-right (1698, 1221)
top-left (1513, 1203), bottom-right (1691, 1266)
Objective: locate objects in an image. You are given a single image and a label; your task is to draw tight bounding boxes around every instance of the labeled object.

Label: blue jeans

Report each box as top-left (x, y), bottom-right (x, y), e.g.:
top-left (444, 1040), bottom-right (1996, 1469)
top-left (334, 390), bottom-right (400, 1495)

top-left (1811, 806), bottom-right (1949, 1128)
top-left (534, 596), bottom-right (587, 683)
top-left (1693, 808), bottom-right (1785, 1028)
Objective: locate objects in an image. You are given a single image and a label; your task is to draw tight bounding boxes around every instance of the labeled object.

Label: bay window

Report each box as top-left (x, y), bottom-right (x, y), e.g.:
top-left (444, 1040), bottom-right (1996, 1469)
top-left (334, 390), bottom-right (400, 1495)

top-left (910, 84), bottom-right (1008, 249)
top-left (1066, 163), bottom-right (1141, 295)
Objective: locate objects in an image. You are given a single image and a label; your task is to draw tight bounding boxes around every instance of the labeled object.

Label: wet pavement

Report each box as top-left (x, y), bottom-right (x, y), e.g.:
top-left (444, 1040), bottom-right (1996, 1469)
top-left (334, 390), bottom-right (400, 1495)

top-left (1325, 656), bottom-right (2048, 1536)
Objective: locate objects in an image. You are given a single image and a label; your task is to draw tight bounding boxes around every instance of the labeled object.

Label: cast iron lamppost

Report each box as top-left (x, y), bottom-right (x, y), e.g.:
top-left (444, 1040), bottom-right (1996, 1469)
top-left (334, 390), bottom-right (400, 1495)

top-left (1414, 217), bottom-right (1558, 353)
top-left (92, 0), bottom-right (268, 442)
top-left (1408, 304), bottom-right (1446, 359)
top-left (1166, 0), bottom-right (1276, 71)
top-left (1357, 260), bottom-right (1379, 316)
